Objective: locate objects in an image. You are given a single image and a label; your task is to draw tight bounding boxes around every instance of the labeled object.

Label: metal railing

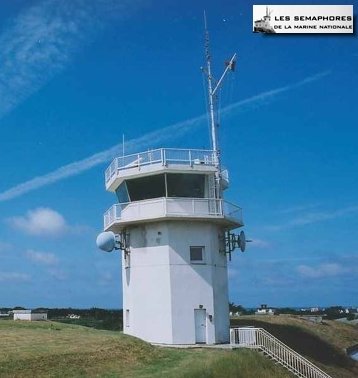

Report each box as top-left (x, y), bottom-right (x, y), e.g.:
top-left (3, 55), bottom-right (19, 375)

top-left (103, 197), bottom-right (242, 229)
top-left (105, 148), bottom-right (216, 183)
top-left (230, 327), bottom-right (332, 378)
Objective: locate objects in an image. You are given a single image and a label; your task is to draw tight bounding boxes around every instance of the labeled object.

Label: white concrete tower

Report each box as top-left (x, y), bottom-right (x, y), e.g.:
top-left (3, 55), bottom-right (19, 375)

top-left (98, 18), bottom-right (244, 345)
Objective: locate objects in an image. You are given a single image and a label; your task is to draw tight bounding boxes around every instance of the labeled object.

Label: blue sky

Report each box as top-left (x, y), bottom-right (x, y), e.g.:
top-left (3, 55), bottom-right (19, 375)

top-left (0, 0), bottom-right (357, 309)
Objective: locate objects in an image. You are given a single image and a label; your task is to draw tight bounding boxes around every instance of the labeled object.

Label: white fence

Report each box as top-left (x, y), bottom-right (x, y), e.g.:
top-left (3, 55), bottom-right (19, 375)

top-left (105, 148), bottom-right (216, 183)
top-left (104, 197), bottom-right (242, 229)
top-left (230, 327), bottom-right (332, 378)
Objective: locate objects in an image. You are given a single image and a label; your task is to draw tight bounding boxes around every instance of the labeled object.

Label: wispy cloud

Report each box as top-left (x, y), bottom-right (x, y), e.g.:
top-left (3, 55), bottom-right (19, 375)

top-left (25, 249), bottom-right (59, 266)
top-left (278, 203), bottom-right (321, 214)
top-left (0, 0), bottom-right (138, 119)
top-left (0, 116), bottom-right (202, 202)
top-left (268, 205), bottom-right (358, 231)
top-left (250, 239), bottom-right (271, 249)
top-left (220, 71), bottom-right (330, 116)
top-left (290, 206), bottom-right (358, 225)
top-left (0, 71), bottom-right (329, 202)
top-left (7, 207), bottom-right (67, 236)
top-left (253, 256), bottom-right (326, 263)
top-left (297, 262), bottom-right (351, 278)
top-left (0, 272), bottom-right (31, 282)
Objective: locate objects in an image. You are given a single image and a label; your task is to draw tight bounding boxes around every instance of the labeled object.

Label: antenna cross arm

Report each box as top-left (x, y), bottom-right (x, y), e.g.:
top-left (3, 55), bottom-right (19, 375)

top-left (211, 53), bottom-right (237, 96)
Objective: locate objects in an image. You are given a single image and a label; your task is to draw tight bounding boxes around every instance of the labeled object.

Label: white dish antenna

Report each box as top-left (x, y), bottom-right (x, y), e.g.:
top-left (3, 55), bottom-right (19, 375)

top-left (96, 231), bottom-right (119, 252)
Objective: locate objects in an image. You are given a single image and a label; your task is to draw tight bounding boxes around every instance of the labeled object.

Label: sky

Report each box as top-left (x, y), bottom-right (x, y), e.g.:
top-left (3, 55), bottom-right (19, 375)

top-left (0, 0), bottom-right (357, 309)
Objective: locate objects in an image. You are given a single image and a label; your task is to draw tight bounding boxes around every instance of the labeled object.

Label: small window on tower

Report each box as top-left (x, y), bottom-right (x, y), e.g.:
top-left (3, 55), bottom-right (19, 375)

top-left (126, 309), bottom-right (130, 327)
top-left (190, 246), bottom-right (205, 263)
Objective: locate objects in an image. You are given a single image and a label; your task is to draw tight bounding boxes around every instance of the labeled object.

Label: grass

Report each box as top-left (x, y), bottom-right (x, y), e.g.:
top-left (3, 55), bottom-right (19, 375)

top-left (1, 316), bottom-right (357, 377)
top-left (0, 320), bottom-right (291, 378)
top-left (231, 315), bottom-right (358, 378)
top-left (53, 317), bottom-right (122, 331)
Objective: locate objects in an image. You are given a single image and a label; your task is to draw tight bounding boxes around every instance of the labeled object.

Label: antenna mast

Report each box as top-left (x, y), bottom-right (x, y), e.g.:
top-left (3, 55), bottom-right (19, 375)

top-left (203, 12), bottom-right (236, 198)
top-left (204, 11), bottom-right (218, 157)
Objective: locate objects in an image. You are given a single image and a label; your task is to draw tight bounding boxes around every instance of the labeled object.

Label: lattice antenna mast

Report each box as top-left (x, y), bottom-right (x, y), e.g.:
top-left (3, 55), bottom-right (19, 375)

top-left (203, 11), bottom-right (236, 198)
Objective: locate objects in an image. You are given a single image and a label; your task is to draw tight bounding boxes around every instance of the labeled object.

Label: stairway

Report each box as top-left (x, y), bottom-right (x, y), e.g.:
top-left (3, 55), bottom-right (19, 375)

top-left (230, 327), bottom-right (332, 378)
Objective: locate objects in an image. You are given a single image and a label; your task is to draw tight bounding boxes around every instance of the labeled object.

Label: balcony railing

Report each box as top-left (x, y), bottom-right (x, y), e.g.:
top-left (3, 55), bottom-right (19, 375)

top-left (103, 197), bottom-right (242, 229)
top-left (105, 148), bottom-right (216, 183)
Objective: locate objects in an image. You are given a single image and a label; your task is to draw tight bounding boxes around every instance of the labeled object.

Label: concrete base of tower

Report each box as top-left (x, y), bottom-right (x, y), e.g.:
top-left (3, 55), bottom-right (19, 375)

top-left (121, 220), bottom-right (230, 345)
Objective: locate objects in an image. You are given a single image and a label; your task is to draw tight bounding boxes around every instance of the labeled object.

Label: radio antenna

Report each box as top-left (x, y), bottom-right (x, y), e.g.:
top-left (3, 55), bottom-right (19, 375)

top-left (202, 11), bottom-right (237, 199)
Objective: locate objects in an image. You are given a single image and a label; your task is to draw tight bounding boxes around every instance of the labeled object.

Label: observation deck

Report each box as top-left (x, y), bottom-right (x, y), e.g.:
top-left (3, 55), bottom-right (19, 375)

top-left (105, 148), bottom-right (220, 192)
top-left (104, 197), bottom-right (243, 232)
top-left (102, 148), bottom-right (241, 231)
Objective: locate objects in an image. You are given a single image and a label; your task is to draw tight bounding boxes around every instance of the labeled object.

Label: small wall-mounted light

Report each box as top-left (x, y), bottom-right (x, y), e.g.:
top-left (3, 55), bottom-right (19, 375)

top-left (208, 315), bottom-right (213, 322)
top-left (199, 304), bottom-right (203, 309)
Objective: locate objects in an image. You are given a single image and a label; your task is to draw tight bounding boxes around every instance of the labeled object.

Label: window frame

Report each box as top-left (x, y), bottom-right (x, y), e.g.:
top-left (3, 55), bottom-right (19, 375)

top-left (190, 246), bottom-right (205, 264)
top-left (125, 309), bottom-right (130, 327)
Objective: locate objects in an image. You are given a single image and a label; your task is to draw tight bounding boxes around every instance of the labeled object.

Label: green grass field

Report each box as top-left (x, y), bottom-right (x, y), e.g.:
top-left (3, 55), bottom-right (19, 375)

top-left (0, 320), bottom-right (291, 378)
top-left (1, 316), bottom-right (357, 377)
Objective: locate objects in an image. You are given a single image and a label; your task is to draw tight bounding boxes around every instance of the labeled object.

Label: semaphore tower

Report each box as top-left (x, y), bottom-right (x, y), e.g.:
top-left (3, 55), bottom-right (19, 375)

top-left (97, 15), bottom-right (246, 344)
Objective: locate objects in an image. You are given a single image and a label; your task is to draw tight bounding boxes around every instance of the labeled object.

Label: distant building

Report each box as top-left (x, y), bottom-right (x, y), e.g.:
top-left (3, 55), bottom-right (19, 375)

top-left (255, 304), bottom-right (275, 315)
top-left (229, 311), bottom-right (241, 317)
top-left (13, 310), bottom-right (47, 321)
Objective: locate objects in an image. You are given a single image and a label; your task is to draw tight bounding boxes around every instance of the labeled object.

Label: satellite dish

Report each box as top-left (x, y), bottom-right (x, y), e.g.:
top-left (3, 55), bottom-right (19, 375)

top-left (96, 231), bottom-right (117, 252)
top-left (239, 230), bottom-right (246, 252)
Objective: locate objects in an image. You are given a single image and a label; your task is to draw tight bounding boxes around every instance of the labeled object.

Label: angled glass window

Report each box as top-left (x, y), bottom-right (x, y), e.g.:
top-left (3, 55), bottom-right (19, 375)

top-left (167, 174), bottom-right (205, 198)
top-left (115, 182), bottom-right (130, 203)
top-left (126, 174), bottom-right (165, 201)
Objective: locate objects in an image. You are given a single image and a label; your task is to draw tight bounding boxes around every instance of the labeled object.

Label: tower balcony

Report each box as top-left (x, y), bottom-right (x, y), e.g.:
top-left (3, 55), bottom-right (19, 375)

top-left (105, 148), bottom-right (221, 192)
top-left (103, 197), bottom-right (243, 232)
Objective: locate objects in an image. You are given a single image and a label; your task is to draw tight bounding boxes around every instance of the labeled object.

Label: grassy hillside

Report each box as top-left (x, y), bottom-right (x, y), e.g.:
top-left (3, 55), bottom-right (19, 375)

top-left (1, 316), bottom-right (356, 377)
top-left (0, 320), bottom-right (291, 378)
top-left (231, 315), bottom-right (358, 378)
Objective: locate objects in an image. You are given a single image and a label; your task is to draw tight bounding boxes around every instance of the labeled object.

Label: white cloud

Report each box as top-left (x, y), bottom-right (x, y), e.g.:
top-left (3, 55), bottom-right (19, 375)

top-left (278, 203), bottom-right (321, 214)
top-left (8, 207), bottom-right (67, 236)
top-left (0, 72), bottom-right (330, 202)
top-left (251, 239), bottom-right (271, 248)
top-left (268, 205), bottom-right (358, 231)
top-left (221, 71), bottom-right (330, 116)
top-left (0, 115), bottom-right (202, 202)
top-left (25, 249), bottom-right (59, 265)
top-left (297, 263), bottom-right (349, 278)
top-left (0, 0), bottom-right (138, 120)
top-left (0, 272), bottom-right (31, 282)
top-left (290, 206), bottom-right (358, 226)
